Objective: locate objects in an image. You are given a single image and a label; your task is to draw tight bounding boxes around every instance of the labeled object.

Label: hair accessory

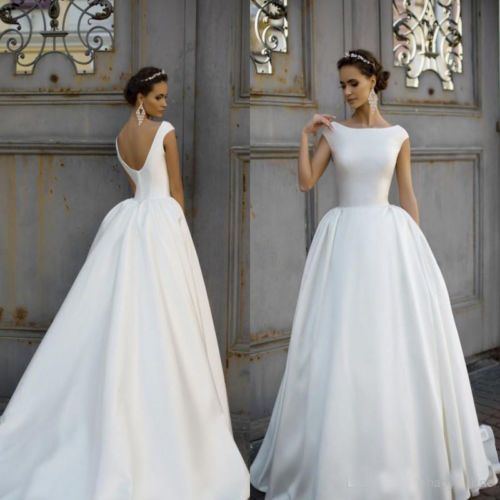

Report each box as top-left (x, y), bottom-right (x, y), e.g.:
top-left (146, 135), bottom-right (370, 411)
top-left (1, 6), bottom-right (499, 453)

top-left (344, 51), bottom-right (375, 69)
top-left (140, 69), bottom-right (166, 82)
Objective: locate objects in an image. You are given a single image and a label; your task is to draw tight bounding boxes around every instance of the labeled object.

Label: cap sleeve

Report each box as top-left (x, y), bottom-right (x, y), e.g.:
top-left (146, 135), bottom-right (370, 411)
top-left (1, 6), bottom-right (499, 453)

top-left (399, 126), bottom-right (409, 142)
top-left (320, 127), bottom-right (335, 150)
top-left (163, 121), bottom-right (175, 134)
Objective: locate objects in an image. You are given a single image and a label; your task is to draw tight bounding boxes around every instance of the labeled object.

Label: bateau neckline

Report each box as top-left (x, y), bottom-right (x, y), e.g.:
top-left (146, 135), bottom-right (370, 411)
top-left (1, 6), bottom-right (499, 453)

top-left (334, 122), bottom-right (400, 130)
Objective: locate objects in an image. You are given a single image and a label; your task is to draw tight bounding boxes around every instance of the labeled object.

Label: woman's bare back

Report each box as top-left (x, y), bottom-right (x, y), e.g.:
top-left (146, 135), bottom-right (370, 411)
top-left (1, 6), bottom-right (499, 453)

top-left (116, 120), bottom-right (163, 171)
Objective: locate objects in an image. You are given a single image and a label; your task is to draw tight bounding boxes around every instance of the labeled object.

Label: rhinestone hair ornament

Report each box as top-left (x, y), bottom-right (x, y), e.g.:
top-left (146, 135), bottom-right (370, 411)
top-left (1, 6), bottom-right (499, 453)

top-left (140, 69), bottom-right (166, 82)
top-left (344, 51), bottom-right (375, 70)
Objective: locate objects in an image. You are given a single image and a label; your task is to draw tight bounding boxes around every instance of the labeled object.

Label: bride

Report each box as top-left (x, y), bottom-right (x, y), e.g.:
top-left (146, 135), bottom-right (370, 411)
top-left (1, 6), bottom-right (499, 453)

top-left (0, 66), bottom-right (249, 500)
top-left (250, 49), bottom-right (499, 500)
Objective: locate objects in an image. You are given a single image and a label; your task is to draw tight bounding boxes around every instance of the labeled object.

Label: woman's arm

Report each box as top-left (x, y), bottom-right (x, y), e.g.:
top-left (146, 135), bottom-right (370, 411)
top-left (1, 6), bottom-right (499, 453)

top-left (163, 129), bottom-right (185, 210)
top-left (395, 137), bottom-right (420, 225)
top-left (298, 113), bottom-right (335, 192)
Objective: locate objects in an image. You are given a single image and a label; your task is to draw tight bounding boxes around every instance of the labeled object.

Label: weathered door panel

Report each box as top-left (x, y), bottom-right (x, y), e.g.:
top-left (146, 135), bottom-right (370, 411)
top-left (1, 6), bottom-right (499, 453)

top-left (192, 0), bottom-right (250, 455)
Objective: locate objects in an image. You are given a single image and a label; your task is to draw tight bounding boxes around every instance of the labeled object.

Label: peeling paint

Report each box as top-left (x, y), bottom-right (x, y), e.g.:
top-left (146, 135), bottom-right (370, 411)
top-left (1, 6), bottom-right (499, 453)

top-left (13, 306), bottom-right (28, 325)
top-left (229, 351), bottom-right (245, 359)
top-left (250, 329), bottom-right (288, 343)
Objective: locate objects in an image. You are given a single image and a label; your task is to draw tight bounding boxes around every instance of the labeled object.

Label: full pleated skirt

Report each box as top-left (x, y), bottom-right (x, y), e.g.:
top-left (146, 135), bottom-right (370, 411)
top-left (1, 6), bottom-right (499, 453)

top-left (250, 203), bottom-right (498, 500)
top-left (0, 196), bottom-right (249, 500)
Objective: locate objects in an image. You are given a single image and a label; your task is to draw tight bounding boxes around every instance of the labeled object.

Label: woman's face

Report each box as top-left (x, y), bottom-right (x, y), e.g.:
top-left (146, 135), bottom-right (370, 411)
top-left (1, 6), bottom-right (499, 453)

top-left (138, 81), bottom-right (169, 118)
top-left (339, 65), bottom-right (375, 109)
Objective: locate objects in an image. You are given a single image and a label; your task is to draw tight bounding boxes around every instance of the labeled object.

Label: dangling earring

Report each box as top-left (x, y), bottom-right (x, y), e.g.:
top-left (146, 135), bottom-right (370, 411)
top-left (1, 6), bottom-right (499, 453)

top-left (136, 102), bottom-right (146, 126)
top-left (368, 87), bottom-right (378, 114)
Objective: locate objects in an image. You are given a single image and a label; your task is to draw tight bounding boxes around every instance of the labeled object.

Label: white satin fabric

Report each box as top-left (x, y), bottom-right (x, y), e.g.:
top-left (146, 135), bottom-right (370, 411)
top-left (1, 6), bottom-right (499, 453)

top-left (0, 121), bottom-right (249, 500)
top-left (250, 123), bottom-right (499, 499)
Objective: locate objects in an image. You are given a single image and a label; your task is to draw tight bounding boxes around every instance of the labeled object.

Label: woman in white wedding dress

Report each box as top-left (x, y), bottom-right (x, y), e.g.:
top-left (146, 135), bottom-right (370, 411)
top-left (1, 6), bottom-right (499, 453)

top-left (0, 66), bottom-right (249, 500)
top-left (250, 50), bottom-right (500, 500)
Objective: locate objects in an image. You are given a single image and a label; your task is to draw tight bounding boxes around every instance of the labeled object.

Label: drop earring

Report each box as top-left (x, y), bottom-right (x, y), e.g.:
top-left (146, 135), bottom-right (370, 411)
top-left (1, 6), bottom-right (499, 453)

top-left (136, 102), bottom-right (146, 126)
top-left (368, 88), bottom-right (378, 114)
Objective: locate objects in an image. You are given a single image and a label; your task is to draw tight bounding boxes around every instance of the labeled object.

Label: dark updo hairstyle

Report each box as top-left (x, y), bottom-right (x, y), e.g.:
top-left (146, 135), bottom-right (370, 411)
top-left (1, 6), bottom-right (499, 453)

top-left (337, 49), bottom-right (390, 93)
top-left (123, 66), bottom-right (168, 106)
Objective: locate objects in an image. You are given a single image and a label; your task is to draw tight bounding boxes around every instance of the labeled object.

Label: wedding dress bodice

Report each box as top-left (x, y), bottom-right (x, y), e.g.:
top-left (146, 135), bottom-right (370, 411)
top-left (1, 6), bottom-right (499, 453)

top-left (322, 122), bottom-right (409, 207)
top-left (115, 121), bottom-right (174, 202)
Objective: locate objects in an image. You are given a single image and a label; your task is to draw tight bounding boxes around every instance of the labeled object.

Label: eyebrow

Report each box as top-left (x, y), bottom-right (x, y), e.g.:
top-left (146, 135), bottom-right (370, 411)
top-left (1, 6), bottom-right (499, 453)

top-left (339, 79), bottom-right (358, 84)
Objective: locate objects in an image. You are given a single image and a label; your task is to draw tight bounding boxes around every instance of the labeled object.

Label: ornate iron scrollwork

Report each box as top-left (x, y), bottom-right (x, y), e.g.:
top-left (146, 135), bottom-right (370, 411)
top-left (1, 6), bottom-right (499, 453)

top-left (0, 0), bottom-right (114, 74)
top-left (392, 0), bottom-right (463, 90)
top-left (250, 0), bottom-right (288, 75)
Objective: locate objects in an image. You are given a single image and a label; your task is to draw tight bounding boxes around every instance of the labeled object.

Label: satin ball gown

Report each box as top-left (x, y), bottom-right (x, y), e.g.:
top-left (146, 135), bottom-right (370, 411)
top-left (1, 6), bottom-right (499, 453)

top-left (250, 122), bottom-right (499, 500)
top-left (0, 121), bottom-right (250, 500)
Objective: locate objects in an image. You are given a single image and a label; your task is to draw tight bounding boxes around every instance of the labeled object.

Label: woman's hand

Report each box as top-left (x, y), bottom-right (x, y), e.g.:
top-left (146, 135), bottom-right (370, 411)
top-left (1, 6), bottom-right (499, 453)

top-left (302, 113), bottom-right (336, 135)
top-left (298, 113), bottom-right (336, 192)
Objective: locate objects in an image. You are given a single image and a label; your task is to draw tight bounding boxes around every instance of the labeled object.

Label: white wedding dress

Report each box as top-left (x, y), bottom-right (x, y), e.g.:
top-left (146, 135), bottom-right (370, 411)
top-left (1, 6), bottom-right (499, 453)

top-left (250, 122), bottom-right (499, 500)
top-left (0, 121), bottom-right (249, 500)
